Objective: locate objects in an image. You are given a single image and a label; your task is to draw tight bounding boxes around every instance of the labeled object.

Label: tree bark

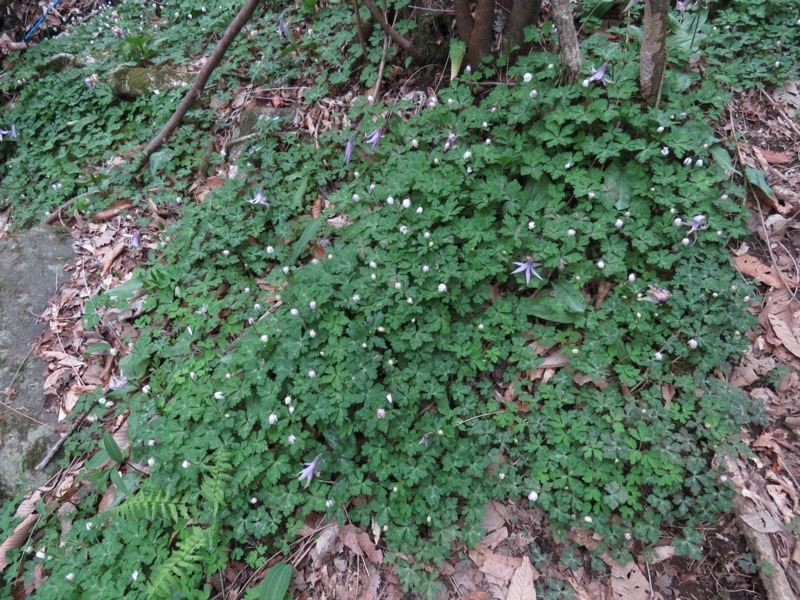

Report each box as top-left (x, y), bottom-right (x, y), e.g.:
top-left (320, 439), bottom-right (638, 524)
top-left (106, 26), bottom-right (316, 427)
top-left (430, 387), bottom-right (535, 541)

top-left (503, 0), bottom-right (542, 56)
top-left (453, 0), bottom-right (495, 69)
top-left (550, 0), bottom-right (581, 82)
top-left (453, 0), bottom-right (473, 46)
top-left (640, 0), bottom-right (670, 106)
top-left (136, 0), bottom-right (263, 172)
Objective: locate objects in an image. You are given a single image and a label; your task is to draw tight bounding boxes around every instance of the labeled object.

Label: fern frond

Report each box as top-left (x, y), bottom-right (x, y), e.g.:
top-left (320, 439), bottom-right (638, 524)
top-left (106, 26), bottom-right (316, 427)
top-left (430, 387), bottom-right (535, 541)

top-left (146, 526), bottom-right (218, 600)
top-left (114, 489), bottom-right (189, 523)
top-left (199, 450), bottom-right (233, 520)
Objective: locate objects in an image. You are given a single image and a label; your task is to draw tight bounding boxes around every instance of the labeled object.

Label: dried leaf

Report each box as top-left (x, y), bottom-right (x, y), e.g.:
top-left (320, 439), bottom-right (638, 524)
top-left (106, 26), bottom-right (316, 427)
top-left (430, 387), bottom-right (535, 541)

top-left (356, 531), bottom-right (383, 564)
top-left (755, 147), bottom-right (792, 165)
top-left (0, 513), bottom-right (40, 571)
top-left (456, 593), bottom-right (491, 600)
top-left (609, 561), bottom-right (650, 600)
top-left (767, 314), bottom-right (800, 358)
top-left (338, 524), bottom-right (363, 557)
top-left (92, 199), bottom-right (134, 222)
top-left (733, 254), bottom-right (800, 289)
top-left (482, 501), bottom-right (509, 533)
top-left (506, 558), bottom-right (537, 600)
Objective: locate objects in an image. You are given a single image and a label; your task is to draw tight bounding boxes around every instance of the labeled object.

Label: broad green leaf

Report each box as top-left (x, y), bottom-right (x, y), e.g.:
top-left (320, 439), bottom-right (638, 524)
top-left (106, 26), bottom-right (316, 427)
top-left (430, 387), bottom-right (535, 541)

top-left (119, 346), bottom-right (148, 381)
top-left (526, 297), bottom-right (580, 324)
top-left (85, 342), bottom-right (112, 354)
top-left (291, 217), bottom-right (323, 262)
top-left (551, 281), bottom-right (588, 313)
top-left (710, 145), bottom-right (739, 174)
top-left (109, 468), bottom-right (130, 496)
top-left (259, 562), bottom-right (292, 600)
top-left (103, 431), bottom-right (125, 463)
top-left (745, 166), bottom-right (773, 197)
top-left (449, 40), bottom-right (466, 81)
top-left (86, 448), bottom-right (111, 471)
top-left (602, 162), bottom-right (631, 210)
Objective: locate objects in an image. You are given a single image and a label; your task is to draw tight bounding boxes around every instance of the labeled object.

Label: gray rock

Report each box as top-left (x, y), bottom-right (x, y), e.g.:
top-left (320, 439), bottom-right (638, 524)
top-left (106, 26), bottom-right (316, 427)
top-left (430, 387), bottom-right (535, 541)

top-left (0, 225), bottom-right (74, 500)
top-left (108, 66), bottom-right (194, 98)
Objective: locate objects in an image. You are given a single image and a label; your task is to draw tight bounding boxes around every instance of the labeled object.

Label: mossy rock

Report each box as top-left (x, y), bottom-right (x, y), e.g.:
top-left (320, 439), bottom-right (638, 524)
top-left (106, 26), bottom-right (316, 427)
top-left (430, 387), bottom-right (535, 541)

top-left (108, 66), bottom-right (194, 99)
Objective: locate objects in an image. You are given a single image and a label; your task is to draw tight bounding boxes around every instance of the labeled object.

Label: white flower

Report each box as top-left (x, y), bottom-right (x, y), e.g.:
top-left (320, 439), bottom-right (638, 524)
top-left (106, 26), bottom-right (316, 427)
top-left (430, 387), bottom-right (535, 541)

top-left (423, 231), bottom-right (430, 238)
top-left (66, 573), bottom-right (75, 581)
top-left (214, 391), bottom-right (224, 400)
top-left (352, 194), bottom-right (360, 202)
top-left (406, 297), bottom-right (413, 304)
top-left (181, 460), bottom-right (190, 469)
top-left (86, 522), bottom-right (94, 531)
top-left (268, 413), bottom-right (278, 425)
top-left (463, 151), bottom-right (472, 160)
top-left (588, 192), bottom-right (595, 200)
top-left (309, 329), bottom-right (317, 338)
top-left (290, 308), bottom-right (299, 316)
top-left (478, 323), bottom-right (484, 330)
top-left (187, 326), bottom-right (193, 336)
top-left (688, 339), bottom-right (698, 349)
top-left (670, 208), bottom-right (676, 214)
top-left (250, 497), bottom-right (258, 504)
top-left (387, 393), bottom-right (393, 404)
top-left (402, 198), bottom-right (411, 209)
top-left (260, 334), bottom-right (269, 343)
top-left (438, 283), bottom-right (447, 292)
top-left (547, 63), bottom-right (554, 69)
top-left (661, 147), bottom-right (670, 156)
top-left (485, 138), bottom-right (491, 145)
top-left (325, 498), bottom-right (335, 507)
top-left (352, 293), bottom-right (361, 302)
top-left (387, 196), bottom-right (394, 205)
top-left (624, 532), bottom-right (632, 540)
top-left (308, 370), bottom-right (316, 379)
top-left (528, 490), bottom-right (539, 502)
top-left (395, 282), bottom-right (402, 290)
top-left (399, 225), bottom-right (409, 234)
top-left (35, 550), bottom-right (46, 560)
top-left (222, 249), bottom-right (230, 256)
top-left (371, 273), bottom-right (377, 280)
top-left (681, 237), bottom-right (691, 246)
top-left (131, 571), bottom-right (139, 581)
top-left (141, 385), bottom-right (150, 394)
top-left (411, 139), bottom-right (418, 148)
top-left (565, 162), bottom-right (573, 169)
top-left (523, 73), bottom-right (532, 83)
top-left (254, 303), bottom-right (262, 310)
top-left (369, 261), bottom-right (377, 269)
top-left (148, 439), bottom-right (156, 447)
top-left (656, 126), bottom-right (665, 133)
top-left (673, 217), bottom-right (683, 226)
top-left (422, 265), bottom-right (430, 273)
top-left (376, 408), bottom-right (386, 419)
top-left (529, 89), bottom-right (538, 98)
top-left (288, 405), bottom-right (295, 414)
top-left (98, 397), bottom-right (107, 405)
top-left (683, 156), bottom-right (693, 166)
top-left (597, 260), bottom-right (605, 269)
top-left (416, 206), bottom-right (424, 214)
top-left (628, 273), bottom-right (636, 283)
top-left (310, 300), bottom-right (317, 310)
top-left (105, 401), bottom-right (115, 408)
top-left (567, 229), bottom-right (576, 237)
top-left (614, 219), bottom-right (624, 228)
top-left (282, 266), bottom-right (290, 275)
top-left (284, 396), bottom-right (292, 405)
top-left (584, 516), bottom-right (593, 523)
top-left (287, 434), bottom-right (297, 445)
top-left (498, 473), bottom-right (505, 479)
top-left (528, 221), bottom-right (535, 230)
top-left (147, 457), bottom-right (155, 467)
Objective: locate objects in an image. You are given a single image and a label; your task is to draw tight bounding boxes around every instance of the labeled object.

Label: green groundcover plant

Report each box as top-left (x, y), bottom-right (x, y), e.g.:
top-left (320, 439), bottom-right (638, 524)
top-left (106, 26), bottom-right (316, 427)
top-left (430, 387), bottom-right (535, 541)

top-left (2, 0), bottom-right (791, 598)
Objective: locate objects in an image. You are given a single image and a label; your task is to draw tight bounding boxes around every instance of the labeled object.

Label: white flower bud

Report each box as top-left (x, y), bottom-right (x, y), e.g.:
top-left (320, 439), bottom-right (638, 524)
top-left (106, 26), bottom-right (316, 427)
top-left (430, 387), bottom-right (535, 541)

top-left (181, 460), bottom-right (190, 468)
top-left (422, 265), bottom-right (430, 273)
top-left (309, 329), bottom-right (317, 338)
top-left (66, 573), bottom-right (75, 581)
top-left (654, 352), bottom-right (663, 361)
top-left (268, 414), bottom-right (278, 425)
top-left (287, 434), bottom-right (297, 445)
top-left (567, 229), bottom-right (576, 237)
top-left (523, 73), bottom-right (532, 83)
top-left (326, 499), bottom-right (335, 507)
top-left (214, 391), bottom-right (224, 400)
top-left (463, 151), bottom-right (472, 160)
top-left (614, 219), bottom-right (623, 228)
top-left (402, 198), bottom-right (411, 208)
top-left (411, 139), bottom-right (418, 148)
top-left (628, 273), bottom-right (636, 283)
top-left (656, 126), bottom-right (665, 133)
top-left (681, 237), bottom-right (691, 246)
top-left (387, 196), bottom-right (394, 205)
top-left (438, 284), bottom-right (447, 292)
top-left (308, 370), bottom-right (316, 379)
top-left (528, 490), bottom-right (538, 502)
top-left (352, 194), bottom-right (360, 202)
top-left (688, 339), bottom-right (698, 349)
top-left (352, 294), bottom-right (361, 302)
top-left (597, 260), bottom-right (605, 269)
top-left (310, 300), bottom-right (317, 310)
top-left (376, 408), bottom-right (386, 419)
top-left (260, 334), bottom-right (269, 343)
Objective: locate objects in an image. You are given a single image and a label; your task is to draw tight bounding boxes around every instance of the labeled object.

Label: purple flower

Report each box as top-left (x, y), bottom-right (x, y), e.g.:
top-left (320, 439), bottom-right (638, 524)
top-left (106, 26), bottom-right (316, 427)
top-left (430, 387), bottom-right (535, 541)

top-left (344, 136), bottom-right (355, 164)
top-left (365, 128), bottom-right (382, 151)
top-left (582, 62), bottom-right (612, 87)
top-left (277, 18), bottom-right (286, 38)
top-left (84, 74), bottom-right (99, 89)
top-left (247, 188), bottom-right (270, 207)
top-left (419, 433), bottom-right (430, 446)
top-left (443, 132), bottom-right (458, 151)
top-left (638, 285), bottom-right (671, 304)
top-left (676, 0), bottom-right (691, 12)
top-left (0, 125), bottom-right (17, 141)
top-left (511, 257), bottom-right (545, 285)
top-left (681, 214), bottom-right (708, 234)
top-left (298, 453), bottom-right (322, 488)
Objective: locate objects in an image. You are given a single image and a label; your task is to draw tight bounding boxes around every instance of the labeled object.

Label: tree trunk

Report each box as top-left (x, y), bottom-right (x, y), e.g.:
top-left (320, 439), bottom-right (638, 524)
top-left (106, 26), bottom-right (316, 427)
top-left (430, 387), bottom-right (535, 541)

top-left (503, 0), bottom-right (542, 56)
top-left (640, 0), bottom-right (670, 106)
top-left (454, 0), bottom-right (496, 69)
top-left (550, 0), bottom-right (581, 82)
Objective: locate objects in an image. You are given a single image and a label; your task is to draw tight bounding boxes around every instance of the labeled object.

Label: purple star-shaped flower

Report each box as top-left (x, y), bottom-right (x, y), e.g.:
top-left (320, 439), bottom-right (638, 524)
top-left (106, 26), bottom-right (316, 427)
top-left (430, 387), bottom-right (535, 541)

top-left (0, 125), bottom-right (17, 141)
top-left (298, 453), bottom-right (322, 488)
top-left (582, 62), bottom-right (612, 87)
top-left (676, 214), bottom-right (708, 234)
top-left (419, 433), bottom-right (430, 446)
top-left (247, 188), bottom-right (270, 207)
top-left (676, 0), bottom-right (691, 13)
top-left (277, 17), bottom-right (286, 38)
top-left (511, 257), bottom-right (545, 285)
top-left (344, 136), bottom-right (355, 164)
top-left (638, 285), bottom-right (671, 304)
top-left (365, 128), bottom-right (382, 151)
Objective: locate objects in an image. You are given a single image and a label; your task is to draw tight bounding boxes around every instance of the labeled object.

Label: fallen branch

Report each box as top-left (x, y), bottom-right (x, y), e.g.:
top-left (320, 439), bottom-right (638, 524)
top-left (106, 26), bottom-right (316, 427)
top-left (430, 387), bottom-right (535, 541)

top-left (136, 0), bottom-right (264, 171)
top-left (361, 0), bottom-right (421, 62)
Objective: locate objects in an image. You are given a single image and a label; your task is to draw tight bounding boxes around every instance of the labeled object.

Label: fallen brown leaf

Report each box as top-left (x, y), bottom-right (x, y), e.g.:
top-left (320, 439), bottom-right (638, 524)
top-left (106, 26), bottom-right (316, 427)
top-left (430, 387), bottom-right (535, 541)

top-left (733, 254), bottom-right (800, 289)
top-left (456, 593), bottom-right (490, 600)
top-left (755, 147), bottom-right (792, 164)
top-left (506, 558), bottom-right (538, 600)
top-left (609, 560), bottom-right (650, 600)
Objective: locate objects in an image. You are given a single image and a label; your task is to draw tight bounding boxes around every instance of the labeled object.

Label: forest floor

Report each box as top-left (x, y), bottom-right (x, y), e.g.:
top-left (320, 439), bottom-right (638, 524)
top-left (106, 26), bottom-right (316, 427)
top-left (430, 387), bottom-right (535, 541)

top-left (2, 1), bottom-right (800, 598)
